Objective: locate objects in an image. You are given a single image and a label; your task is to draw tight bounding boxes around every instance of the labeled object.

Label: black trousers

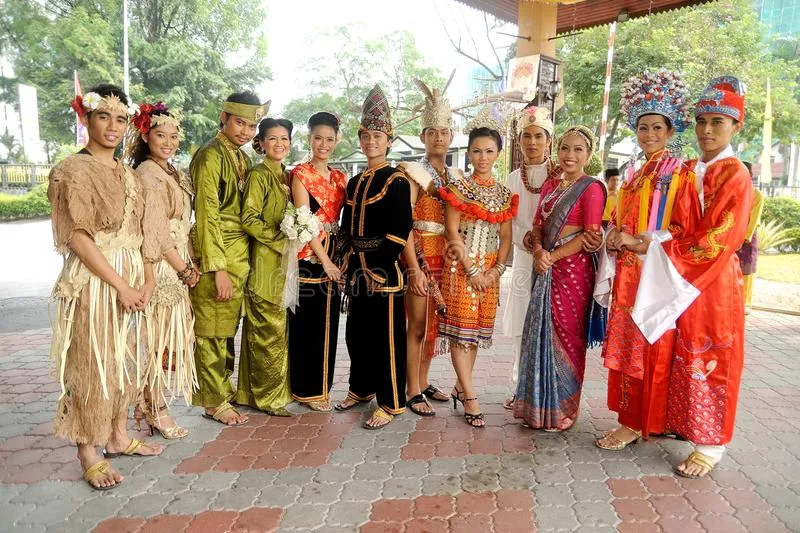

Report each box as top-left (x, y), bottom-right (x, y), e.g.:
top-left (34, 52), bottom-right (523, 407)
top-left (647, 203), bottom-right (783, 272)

top-left (288, 261), bottom-right (340, 402)
top-left (345, 283), bottom-right (407, 415)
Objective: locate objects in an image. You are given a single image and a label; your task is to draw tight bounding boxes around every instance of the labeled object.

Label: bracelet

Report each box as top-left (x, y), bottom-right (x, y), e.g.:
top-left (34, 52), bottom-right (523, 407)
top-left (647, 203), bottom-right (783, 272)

top-left (465, 264), bottom-right (480, 278)
top-left (177, 264), bottom-right (193, 281)
top-left (493, 263), bottom-right (507, 276)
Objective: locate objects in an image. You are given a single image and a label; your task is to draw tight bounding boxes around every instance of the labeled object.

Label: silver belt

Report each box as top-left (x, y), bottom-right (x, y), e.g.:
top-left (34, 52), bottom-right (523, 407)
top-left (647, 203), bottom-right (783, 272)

top-left (413, 220), bottom-right (445, 235)
top-left (323, 221), bottom-right (339, 233)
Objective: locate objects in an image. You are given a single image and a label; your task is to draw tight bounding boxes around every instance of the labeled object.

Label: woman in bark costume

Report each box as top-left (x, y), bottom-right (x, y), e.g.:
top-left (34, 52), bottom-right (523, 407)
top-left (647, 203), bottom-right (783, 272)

top-left (50, 84), bottom-right (163, 490)
top-left (126, 101), bottom-right (200, 439)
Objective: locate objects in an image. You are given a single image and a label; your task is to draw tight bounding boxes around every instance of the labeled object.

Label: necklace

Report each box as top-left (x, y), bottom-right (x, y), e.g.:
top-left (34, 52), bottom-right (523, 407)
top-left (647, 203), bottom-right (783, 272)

top-left (452, 173), bottom-right (511, 213)
top-left (520, 158), bottom-right (548, 194)
top-left (540, 174), bottom-right (582, 221)
top-left (420, 157), bottom-right (454, 190)
top-left (472, 173), bottom-right (494, 187)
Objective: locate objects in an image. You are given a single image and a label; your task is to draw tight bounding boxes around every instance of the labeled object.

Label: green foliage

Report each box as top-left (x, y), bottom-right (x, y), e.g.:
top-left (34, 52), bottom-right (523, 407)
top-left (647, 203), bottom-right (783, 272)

top-left (280, 27), bottom-right (445, 159)
top-left (757, 219), bottom-right (797, 252)
top-left (556, 0), bottom-right (800, 162)
top-left (1, 0), bottom-right (270, 158)
top-left (762, 196), bottom-right (800, 226)
top-left (584, 153), bottom-right (603, 176)
top-left (0, 184), bottom-right (51, 220)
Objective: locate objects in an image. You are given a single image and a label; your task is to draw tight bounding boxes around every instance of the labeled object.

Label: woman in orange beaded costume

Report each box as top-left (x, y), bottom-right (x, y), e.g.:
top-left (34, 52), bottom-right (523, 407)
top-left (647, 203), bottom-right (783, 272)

top-left (439, 108), bottom-right (518, 427)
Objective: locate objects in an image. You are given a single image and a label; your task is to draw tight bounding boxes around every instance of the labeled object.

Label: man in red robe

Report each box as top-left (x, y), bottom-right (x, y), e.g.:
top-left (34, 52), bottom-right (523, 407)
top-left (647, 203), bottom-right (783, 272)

top-left (626, 76), bottom-right (753, 478)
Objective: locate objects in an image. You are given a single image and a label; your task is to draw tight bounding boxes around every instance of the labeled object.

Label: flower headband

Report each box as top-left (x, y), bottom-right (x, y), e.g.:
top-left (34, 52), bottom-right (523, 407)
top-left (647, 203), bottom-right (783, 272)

top-left (71, 92), bottom-right (137, 118)
top-left (130, 101), bottom-right (181, 135)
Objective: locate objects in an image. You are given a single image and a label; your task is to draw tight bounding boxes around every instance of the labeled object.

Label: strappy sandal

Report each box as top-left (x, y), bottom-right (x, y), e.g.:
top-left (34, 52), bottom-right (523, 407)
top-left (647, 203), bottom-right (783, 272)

top-left (140, 404), bottom-right (189, 440)
top-left (102, 438), bottom-right (159, 458)
top-left (363, 408), bottom-right (394, 430)
top-left (83, 459), bottom-right (120, 491)
top-left (595, 427), bottom-right (642, 451)
top-left (675, 451), bottom-right (719, 479)
top-left (407, 394), bottom-right (435, 417)
top-left (202, 401), bottom-right (248, 426)
top-left (462, 397), bottom-right (485, 428)
top-left (422, 384), bottom-right (449, 403)
top-left (503, 395), bottom-right (515, 410)
top-left (451, 387), bottom-right (464, 409)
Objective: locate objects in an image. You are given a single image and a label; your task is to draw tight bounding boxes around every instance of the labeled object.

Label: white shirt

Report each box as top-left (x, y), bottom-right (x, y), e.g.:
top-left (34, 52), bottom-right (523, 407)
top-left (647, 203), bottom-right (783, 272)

top-left (694, 145), bottom-right (735, 214)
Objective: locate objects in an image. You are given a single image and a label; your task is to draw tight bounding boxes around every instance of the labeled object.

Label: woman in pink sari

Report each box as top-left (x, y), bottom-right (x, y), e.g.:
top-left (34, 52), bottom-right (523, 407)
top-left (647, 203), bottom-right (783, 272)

top-left (513, 126), bottom-right (606, 431)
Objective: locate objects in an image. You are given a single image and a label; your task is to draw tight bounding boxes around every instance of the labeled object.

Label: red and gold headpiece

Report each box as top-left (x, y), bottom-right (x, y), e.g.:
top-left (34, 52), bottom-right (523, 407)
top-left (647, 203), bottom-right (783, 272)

top-left (695, 76), bottom-right (746, 123)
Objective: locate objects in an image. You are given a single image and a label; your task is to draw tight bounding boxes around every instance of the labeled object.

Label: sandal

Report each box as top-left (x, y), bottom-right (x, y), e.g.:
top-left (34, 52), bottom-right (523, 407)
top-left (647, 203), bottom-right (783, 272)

top-left (83, 459), bottom-right (120, 491)
top-left (675, 451), bottom-right (719, 479)
top-left (422, 385), bottom-right (449, 403)
top-left (202, 401), bottom-right (248, 426)
top-left (595, 427), bottom-right (642, 451)
top-left (305, 400), bottom-right (333, 412)
top-left (407, 394), bottom-right (435, 417)
top-left (363, 408), bottom-right (394, 430)
top-left (462, 397), bottom-right (485, 428)
top-left (102, 438), bottom-right (161, 458)
top-left (451, 387), bottom-right (464, 409)
top-left (503, 395), bottom-right (515, 410)
top-left (140, 404), bottom-right (189, 440)
top-left (335, 393), bottom-right (371, 411)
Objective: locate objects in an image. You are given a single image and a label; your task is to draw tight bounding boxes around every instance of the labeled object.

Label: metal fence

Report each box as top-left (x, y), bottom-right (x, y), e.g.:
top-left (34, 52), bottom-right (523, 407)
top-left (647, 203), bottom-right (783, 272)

top-left (757, 184), bottom-right (800, 200)
top-left (0, 164), bottom-right (53, 189)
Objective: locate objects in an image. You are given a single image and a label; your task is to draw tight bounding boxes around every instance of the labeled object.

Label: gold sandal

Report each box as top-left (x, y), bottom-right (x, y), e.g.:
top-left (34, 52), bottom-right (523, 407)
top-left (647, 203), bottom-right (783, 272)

top-left (144, 405), bottom-right (189, 439)
top-left (306, 400), bottom-right (333, 412)
top-left (675, 451), bottom-right (718, 479)
top-left (363, 408), bottom-right (393, 430)
top-left (595, 427), bottom-right (642, 450)
top-left (202, 401), bottom-right (247, 426)
top-left (83, 460), bottom-right (120, 491)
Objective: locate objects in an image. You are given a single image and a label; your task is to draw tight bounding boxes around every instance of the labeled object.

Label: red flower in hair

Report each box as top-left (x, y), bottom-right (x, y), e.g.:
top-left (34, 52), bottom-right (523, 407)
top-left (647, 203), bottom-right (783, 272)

top-left (71, 95), bottom-right (86, 118)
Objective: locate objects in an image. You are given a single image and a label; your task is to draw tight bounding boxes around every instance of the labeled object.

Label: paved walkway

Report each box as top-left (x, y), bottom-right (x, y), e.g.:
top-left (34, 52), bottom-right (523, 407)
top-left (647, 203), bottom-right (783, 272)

top-left (1, 282), bottom-right (799, 532)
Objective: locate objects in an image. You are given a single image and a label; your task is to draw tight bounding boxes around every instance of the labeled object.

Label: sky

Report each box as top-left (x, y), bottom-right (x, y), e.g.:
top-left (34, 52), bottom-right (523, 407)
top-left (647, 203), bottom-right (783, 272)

top-left (259, 0), bottom-right (517, 114)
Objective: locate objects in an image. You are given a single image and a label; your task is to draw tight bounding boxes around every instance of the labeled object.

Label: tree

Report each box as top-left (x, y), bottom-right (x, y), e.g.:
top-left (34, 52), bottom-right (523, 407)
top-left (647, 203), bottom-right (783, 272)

top-left (555, 0), bottom-right (800, 162)
top-left (280, 27), bottom-right (445, 158)
top-left (0, 0), bottom-right (270, 159)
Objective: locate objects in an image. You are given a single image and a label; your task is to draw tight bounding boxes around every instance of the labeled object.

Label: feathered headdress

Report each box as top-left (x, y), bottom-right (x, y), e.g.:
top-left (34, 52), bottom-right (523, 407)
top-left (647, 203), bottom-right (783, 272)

top-left (415, 79), bottom-right (453, 130)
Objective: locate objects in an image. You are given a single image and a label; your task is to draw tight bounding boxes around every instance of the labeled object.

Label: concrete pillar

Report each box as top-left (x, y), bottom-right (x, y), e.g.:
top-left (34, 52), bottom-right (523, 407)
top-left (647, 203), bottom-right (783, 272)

top-left (517, 1), bottom-right (558, 57)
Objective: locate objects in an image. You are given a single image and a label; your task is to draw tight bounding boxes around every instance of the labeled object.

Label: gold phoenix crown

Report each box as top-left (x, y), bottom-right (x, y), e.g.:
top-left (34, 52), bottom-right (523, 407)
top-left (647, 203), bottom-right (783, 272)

top-left (415, 79), bottom-right (453, 130)
top-left (464, 105), bottom-right (507, 135)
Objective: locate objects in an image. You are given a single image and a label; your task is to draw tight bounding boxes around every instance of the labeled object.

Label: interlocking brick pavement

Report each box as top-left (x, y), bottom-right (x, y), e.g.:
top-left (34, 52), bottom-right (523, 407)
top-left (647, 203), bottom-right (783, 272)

top-left (0, 279), bottom-right (799, 532)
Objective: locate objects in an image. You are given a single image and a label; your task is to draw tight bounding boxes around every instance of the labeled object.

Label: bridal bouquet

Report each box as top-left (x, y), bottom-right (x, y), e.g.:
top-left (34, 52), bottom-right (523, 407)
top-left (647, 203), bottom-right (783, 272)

top-left (280, 204), bottom-right (322, 311)
top-left (280, 204), bottom-right (322, 244)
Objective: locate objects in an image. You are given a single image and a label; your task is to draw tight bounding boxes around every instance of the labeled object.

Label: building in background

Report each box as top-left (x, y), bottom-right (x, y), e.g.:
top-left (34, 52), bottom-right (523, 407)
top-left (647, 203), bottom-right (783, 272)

top-left (0, 60), bottom-right (46, 164)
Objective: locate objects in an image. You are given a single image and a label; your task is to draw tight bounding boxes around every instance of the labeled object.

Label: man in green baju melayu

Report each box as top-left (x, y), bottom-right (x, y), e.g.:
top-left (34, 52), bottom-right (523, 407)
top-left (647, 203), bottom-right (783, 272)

top-left (190, 91), bottom-right (269, 426)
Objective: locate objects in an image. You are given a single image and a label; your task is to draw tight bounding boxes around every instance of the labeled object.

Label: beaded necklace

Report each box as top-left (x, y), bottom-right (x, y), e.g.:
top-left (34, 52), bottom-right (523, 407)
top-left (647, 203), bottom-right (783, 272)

top-left (540, 174), bottom-right (582, 221)
top-left (420, 156), bottom-right (455, 191)
top-left (520, 157), bottom-right (550, 194)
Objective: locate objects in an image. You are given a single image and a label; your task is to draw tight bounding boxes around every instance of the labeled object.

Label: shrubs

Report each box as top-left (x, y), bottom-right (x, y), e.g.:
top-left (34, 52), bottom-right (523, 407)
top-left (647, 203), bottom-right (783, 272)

top-left (0, 184), bottom-right (51, 221)
top-left (761, 196), bottom-right (800, 252)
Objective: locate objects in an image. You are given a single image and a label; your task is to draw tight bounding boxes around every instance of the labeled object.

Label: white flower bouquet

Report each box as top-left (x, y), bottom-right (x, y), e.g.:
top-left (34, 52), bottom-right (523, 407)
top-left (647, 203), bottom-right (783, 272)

top-left (280, 204), bottom-right (322, 244)
top-left (280, 204), bottom-right (322, 311)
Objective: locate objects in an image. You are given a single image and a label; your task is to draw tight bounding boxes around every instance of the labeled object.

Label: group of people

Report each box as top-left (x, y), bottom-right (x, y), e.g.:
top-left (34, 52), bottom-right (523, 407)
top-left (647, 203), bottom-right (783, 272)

top-left (48, 68), bottom-right (753, 491)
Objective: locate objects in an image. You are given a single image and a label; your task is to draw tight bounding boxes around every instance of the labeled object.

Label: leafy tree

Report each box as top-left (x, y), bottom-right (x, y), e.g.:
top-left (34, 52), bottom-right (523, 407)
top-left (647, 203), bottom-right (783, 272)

top-left (555, 0), bottom-right (800, 163)
top-left (0, 0), bottom-right (269, 159)
top-left (280, 27), bottom-right (445, 158)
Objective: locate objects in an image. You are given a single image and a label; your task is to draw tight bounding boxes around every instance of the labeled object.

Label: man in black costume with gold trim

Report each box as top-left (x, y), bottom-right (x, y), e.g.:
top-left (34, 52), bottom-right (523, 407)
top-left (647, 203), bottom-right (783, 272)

top-left (334, 85), bottom-right (413, 429)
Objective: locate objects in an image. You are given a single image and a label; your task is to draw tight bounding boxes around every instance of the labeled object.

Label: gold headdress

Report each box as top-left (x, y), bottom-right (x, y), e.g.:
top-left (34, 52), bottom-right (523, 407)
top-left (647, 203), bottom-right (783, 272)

top-left (558, 125), bottom-right (597, 153)
top-left (222, 100), bottom-right (270, 123)
top-left (359, 85), bottom-right (393, 136)
top-left (71, 91), bottom-right (136, 118)
top-left (464, 105), bottom-right (507, 135)
top-left (415, 79), bottom-right (452, 130)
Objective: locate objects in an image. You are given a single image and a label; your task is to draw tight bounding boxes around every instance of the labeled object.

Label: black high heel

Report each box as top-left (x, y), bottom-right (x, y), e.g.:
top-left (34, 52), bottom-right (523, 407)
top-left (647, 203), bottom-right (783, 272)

top-left (462, 397), bottom-right (485, 428)
top-left (451, 387), bottom-right (464, 409)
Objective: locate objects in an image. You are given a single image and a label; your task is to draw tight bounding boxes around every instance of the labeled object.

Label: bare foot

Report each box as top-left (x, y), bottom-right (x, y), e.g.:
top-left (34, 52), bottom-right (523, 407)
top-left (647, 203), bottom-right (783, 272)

top-left (334, 396), bottom-right (363, 411)
top-left (676, 451), bottom-right (717, 478)
top-left (78, 446), bottom-right (122, 489)
top-left (363, 408), bottom-right (393, 429)
top-left (503, 396), bottom-right (515, 410)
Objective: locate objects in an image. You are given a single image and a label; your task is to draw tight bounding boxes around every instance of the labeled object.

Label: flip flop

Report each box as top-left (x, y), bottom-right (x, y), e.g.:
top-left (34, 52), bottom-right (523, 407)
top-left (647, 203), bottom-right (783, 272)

top-left (202, 401), bottom-right (248, 426)
top-left (83, 460), bottom-right (120, 491)
top-left (422, 385), bottom-right (449, 403)
top-left (675, 451), bottom-right (718, 479)
top-left (363, 408), bottom-right (394, 430)
top-left (334, 393), bottom-right (371, 411)
top-left (407, 394), bottom-right (435, 417)
top-left (102, 438), bottom-right (156, 459)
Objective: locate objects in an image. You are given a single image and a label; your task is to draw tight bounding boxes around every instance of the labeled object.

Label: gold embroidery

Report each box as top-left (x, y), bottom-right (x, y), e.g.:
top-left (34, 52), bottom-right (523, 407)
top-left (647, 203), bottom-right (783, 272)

top-left (386, 234), bottom-right (407, 246)
top-left (689, 210), bottom-right (734, 261)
